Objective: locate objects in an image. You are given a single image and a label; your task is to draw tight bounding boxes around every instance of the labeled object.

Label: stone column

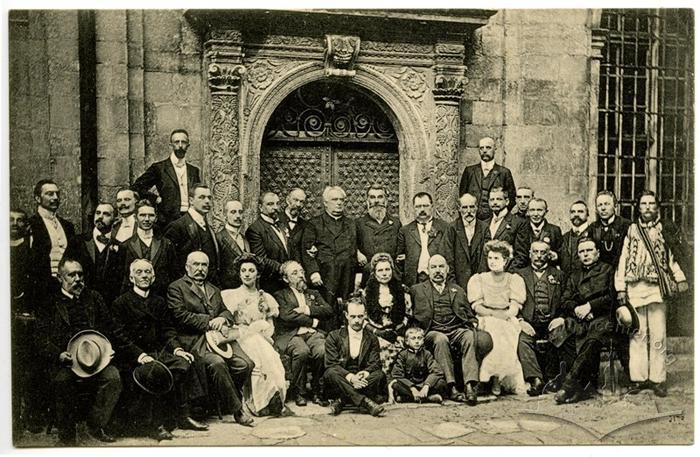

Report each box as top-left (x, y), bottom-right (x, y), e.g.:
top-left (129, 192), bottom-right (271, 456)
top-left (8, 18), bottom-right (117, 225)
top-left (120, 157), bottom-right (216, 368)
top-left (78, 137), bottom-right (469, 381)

top-left (431, 42), bottom-right (467, 221)
top-left (588, 11), bottom-right (606, 211)
top-left (205, 30), bottom-right (246, 229)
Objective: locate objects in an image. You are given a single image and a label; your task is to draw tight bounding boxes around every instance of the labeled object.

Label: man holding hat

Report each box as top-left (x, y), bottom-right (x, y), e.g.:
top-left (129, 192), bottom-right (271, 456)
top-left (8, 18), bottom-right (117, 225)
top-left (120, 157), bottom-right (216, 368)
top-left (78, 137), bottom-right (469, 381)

top-left (112, 259), bottom-right (209, 441)
top-left (35, 257), bottom-right (135, 445)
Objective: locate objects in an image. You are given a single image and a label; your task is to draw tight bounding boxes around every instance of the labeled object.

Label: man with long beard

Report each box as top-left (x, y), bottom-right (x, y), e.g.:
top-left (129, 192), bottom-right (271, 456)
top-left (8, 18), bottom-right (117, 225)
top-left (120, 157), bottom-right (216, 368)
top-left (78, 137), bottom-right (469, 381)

top-left (615, 191), bottom-right (689, 397)
top-left (356, 184), bottom-right (401, 283)
top-left (278, 188), bottom-right (308, 263)
top-left (560, 200), bottom-right (591, 279)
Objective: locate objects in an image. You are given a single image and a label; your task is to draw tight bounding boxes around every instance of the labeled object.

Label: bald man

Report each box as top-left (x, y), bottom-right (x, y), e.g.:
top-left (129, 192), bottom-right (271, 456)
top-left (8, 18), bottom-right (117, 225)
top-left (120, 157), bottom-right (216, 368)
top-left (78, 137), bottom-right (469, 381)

top-left (458, 137), bottom-right (517, 221)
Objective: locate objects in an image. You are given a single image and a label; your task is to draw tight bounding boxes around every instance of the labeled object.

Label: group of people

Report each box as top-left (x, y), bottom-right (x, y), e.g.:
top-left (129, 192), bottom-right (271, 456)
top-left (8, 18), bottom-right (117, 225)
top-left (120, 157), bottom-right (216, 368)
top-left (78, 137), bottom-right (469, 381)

top-left (10, 130), bottom-right (691, 446)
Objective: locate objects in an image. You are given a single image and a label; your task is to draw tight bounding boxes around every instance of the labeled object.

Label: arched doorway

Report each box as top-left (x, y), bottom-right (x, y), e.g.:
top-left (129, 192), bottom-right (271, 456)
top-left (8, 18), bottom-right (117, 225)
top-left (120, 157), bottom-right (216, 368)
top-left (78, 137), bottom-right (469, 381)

top-left (260, 80), bottom-right (399, 218)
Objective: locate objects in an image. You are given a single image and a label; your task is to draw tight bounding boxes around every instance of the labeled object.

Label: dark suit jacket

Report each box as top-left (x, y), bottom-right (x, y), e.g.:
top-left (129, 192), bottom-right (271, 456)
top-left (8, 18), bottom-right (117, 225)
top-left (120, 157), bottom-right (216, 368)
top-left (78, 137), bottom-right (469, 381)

top-left (409, 281), bottom-right (478, 331)
top-left (458, 163), bottom-right (516, 220)
top-left (112, 289), bottom-right (179, 365)
top-left (132, 158), bottom-right (201, 226)
top-left (245, 217), bottom-right (291, 293)
top-left (452, 217), bottom-right (489, 289)
top-left (397, 218), bottom-right (455, 287)
top-left (589, 216), bottom-right (632, 267)
top-left (390, 347), bottom-right (444, 388)
top-left (109, 217), bottom-right (136, 242)
top-left (77, 233), bottom-right (125, 306)
top-left (356, 213), bottom-right (401, 260)
top-left (216, 228), bottom-right (251, 290)
top-left (559, 261), bottom-right (616, 320)
top-left (120, 233), bottom-right (177, 298)
top-left (560, 227), bottom-right (590, 279)
top-left (164, 213), bottom-right (220, 284)
top-left (324, 326), bottom-right (382, 376)
top-left (36, 288), bottom-right (139, 372)
top-left (513, 265), bottom-right (564, 322)
top-left (27, 213), bottom-right (80, 305)
top-left (301, 212), bottom-right (358, 297)
top-left (278, 212), bottom-right (307, 263)
top-left (272, 287), bottom-right (334, 352)
top-left (522, 220), bottom-right (564, 266)
top-left (479, 212), bottom-right (529, 272)
top-left (166, 275), bottom-right (233, 354)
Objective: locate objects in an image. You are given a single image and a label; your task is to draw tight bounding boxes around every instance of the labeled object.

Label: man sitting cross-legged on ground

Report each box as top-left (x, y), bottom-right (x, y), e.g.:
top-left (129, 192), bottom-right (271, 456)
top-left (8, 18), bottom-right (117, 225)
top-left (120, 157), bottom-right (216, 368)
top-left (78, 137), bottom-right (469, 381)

top-left (323, 295), bottom-right (386, 417)
top-left (388, 324), bottom-right (447, 404)
top-left (273, 260), bottom-right (334, 407)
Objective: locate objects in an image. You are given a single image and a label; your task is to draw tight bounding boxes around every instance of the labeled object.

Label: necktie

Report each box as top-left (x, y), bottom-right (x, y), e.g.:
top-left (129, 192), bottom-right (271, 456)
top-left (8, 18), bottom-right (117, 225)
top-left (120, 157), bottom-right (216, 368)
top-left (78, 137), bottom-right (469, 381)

top-left (96, 234), bottom-right (110, 245)
top-left (419, 222), bottom-right (427, 234)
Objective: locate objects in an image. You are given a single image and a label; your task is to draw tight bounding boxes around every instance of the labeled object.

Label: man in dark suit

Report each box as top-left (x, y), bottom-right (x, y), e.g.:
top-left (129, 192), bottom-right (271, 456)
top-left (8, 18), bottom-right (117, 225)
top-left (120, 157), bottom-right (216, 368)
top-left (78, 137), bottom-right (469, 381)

top-left (27, 179), bottom-right (81, 308)
top-left (112, 188), bottom-right (138, 243)
top-left (356, 184), bottom-right (401, 273)
top-left (302, 186), bottom-right (358, 327)
top-left (166, 251), bottom-right (254, 426)
top-left (397, 192), bottom-right (455, 287)
top-left (553, 238), bottom-right (618, 404)
top-left (278, 188), bottom-right (308, 263)
top-left (323, 298), bottom-right (386, 417)
top-left (478, 187), bottom-right (528, 271)
top-left (458, 137), bottom-right (517, 221)
top-left (35, 258), bottom-right (133, 445)
top-left (132, 129), bottom-right (201, 228)
top-left (560, 200), bottom-right (590, 279)
top-left (410, 254), bottom-right (491, 406)
top-left (245, 192), bottom-right (290, 293)
top-left (77, 203), bottom-right (124, 306)
top-left (589, 190), bottom-right (631, 267)
top-left (164, 184), bottom-right (220, 284)
top-left (217, 200), bottom-right (252, 289)
top-left (512, 186), bottom-right (534, 223)
top-left (273, 261), bottom-right (334, 407)
top-left (121, 200), bottom-right (178, 298)
top-left (112, 258), bottom-right (208, 440)
top-left (522, 198), bottom-right (563, 267)
top-left (452, 193), bottom-right (489, 289)
top-left (514, 241), bottom-right (576, 396)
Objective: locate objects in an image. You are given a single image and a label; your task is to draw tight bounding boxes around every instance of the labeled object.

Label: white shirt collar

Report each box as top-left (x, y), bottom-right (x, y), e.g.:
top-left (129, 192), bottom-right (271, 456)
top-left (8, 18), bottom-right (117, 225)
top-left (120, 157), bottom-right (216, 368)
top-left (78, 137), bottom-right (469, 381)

top-left (38, 206), bottom-right (57, 220)
top-left (601, 215), bottom-right (616, 226)
top-left (431, 281), bottom-right (446, 294)
top-left (463, 217), bottom-right (476, 228)
top-left (133, 286), bottom-right (150, 298)
top-left (348, 326), bottom-right (363, 339)
top-left (481, 159), bottom-right (495, 173)
top-left (61, 289), bottom-right (74, 300)
top-left (120, 214), bottom-right (135, 226)
top-left (326, 211), bottom-right (342, 221)
top-left (531, 220), bottom-right (546, 230)
top-left (93, 227), bottom-right (110, 240)
top-left (492, 207), bottom-right (508, 221)
top-left (137, 227), bottom-right (153, 239)
top-left (225, 223), bottom-right (243, 235)
top-left (188, 207), bottom-right (207, 228)
top-left (260, 214), bottom-right (278, 225)
top-left (170, 152), bottom-right (186, 168)
top-left (285, 209), bottom-right (297, 222)
top-left (572, 221), bottom-right (589, 235)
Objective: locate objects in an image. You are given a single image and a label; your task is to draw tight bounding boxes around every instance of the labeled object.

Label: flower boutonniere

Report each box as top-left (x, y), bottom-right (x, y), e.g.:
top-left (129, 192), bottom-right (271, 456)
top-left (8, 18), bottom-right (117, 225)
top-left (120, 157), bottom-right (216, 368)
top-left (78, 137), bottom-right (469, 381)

top-left (427, 228), bottom-right (437, 238)
top-left (308, 294), bottom-right (316, 302)
top-left (450, 287), bottom-right (458, 293)
top-left (547, 274), bottom-right (560, 285)
top-left (543, 236), bottom-right (551, 244)
top-left (505, 224), bottom-right (512, 230)
top-left (109, 243), bottom-right (120, 253)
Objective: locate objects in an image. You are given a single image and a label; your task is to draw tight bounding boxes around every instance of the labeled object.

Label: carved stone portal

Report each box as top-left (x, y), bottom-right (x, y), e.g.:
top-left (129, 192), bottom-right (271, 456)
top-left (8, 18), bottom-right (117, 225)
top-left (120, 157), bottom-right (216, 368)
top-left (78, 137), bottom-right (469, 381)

top-left (324, 35), bottom-right (360, 77)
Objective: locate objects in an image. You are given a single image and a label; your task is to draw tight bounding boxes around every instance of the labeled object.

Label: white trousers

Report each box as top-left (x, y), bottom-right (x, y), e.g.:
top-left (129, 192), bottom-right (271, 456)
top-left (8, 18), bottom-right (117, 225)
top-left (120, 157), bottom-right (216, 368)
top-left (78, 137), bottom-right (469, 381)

top-left (629, 302), bottom-right (667, 383)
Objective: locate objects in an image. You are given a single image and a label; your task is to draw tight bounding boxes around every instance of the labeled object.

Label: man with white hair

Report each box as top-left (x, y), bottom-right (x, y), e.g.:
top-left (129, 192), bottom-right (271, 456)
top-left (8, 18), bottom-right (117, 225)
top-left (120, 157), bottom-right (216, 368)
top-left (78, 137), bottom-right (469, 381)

top-left (302, 186), bottom-right (358, 328)
top-left (279, 188), bottom-right (308, 262)
top-left (458, 136), bottom-right (517, 221)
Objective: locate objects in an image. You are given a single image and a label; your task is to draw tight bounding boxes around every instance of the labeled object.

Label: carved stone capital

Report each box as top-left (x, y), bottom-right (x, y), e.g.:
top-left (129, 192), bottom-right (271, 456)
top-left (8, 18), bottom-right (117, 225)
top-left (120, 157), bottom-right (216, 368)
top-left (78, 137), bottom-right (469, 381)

top-left (591, 28), bottom-right (608, 61)
top-left (208, 63), bottom-right (247, 93)
top-left (324, 35), bottom-right (360, 77)
top-left (433, 64), bottom-right (467, 103)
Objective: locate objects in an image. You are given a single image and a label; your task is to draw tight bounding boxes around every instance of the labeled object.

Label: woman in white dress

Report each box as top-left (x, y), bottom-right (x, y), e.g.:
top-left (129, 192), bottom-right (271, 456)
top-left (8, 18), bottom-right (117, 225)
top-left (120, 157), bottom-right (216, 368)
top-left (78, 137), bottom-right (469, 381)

top-left (467, 240), bottom-right (527, 395)
top-left (221, 255), bottom-right (288, 416)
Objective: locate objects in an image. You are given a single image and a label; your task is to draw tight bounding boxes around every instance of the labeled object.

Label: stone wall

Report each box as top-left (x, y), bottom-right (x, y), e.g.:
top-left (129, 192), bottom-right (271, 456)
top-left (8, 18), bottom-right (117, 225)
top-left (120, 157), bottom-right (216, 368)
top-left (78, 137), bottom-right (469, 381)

top-left (463, 9), bottom-right (595, 226)
top-left (9, 11), bottom-right (82, 228)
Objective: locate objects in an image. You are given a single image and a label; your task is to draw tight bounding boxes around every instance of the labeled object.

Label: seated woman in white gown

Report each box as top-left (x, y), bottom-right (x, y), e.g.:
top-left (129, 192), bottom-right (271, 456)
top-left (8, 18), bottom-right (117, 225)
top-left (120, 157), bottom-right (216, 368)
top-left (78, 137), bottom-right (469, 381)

top-left (221, 254), bottom-right (288, 416)
top-left (467, 240), bottom-right (527, 395)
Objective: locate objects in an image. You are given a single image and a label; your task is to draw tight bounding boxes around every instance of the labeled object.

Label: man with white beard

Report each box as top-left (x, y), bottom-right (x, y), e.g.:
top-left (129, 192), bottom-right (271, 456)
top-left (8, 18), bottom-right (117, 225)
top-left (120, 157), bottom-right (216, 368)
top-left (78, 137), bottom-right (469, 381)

top-left (356, 184), bottom-right (401, 283)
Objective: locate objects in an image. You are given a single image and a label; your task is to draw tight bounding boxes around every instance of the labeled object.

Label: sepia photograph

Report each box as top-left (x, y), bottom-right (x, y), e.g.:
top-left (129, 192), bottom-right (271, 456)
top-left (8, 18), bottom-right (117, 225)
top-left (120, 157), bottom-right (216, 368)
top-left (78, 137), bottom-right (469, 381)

top-left (4, 2), bottom-right (695, 448)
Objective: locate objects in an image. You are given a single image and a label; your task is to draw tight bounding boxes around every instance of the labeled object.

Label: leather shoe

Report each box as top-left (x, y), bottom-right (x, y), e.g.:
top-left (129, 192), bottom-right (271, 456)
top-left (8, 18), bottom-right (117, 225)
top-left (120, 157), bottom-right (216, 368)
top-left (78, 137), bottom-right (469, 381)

top-left (295, 394), bottom-right (308, 407)
top-left (554, 388), bottom-right (582, 404)
top-left (449, 385), bottom-right (466, 402)
top-left (150, 425), bottom-right (174, 441)
top-left (313, 394), bottom-right (330, 407)
top-left (527, 377), bottom-right (544, 397)
top-left (652, 382), bottom-right (668, 397)
top-left (329, 399), bottom-right (344, 416)
top-left (465, 383), bottom-right (478, 406)
top-left (361, 397), bottom-right (385, 417)
top-left (234, 411), bottom-right (255, 427)
top-left (627, 382), bottom-right (644, 395)
top-left (178, 416), bottom-right (209, 431)
top-left (426, 394), bottom-right (443, 404)
top-left (490, 376), bottom-right (502, 396)
top-left (88, 427), bottom-right (116, 443)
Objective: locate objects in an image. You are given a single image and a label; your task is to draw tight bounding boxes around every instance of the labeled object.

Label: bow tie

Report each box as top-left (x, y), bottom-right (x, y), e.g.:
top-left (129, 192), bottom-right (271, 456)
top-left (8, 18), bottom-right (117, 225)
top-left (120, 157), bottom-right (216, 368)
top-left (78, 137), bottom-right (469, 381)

top-left (533, 267), bottom-right (547, 274)
top-left (96, 234), bottom-right (110, 245)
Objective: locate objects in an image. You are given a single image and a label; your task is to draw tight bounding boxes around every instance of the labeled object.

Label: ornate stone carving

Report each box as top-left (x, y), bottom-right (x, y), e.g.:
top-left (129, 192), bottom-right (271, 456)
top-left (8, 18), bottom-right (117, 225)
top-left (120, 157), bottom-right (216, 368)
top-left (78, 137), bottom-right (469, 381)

top-left (255, 34), bottom-right (324, 49)
top-left (209, 93), bottom-right (241, 229)
top-left (429, 104), bottom-right (460, 220)
top-left (208, 63), bottom-right (246, 93)
top-left (390, 67), bottom-right (428, 100)
top-left (324, 35), bottom-right (360, 77)
top-left (433, 70), bottom-right (467, 103)
top-left (246, 59), bottom-right (285, 91)
top-left (435, 43), bottom-right (464, 55)
top-left (205, 29), bottom-right (243, 43)
top-left (362, 41), bottom-right (433, 55)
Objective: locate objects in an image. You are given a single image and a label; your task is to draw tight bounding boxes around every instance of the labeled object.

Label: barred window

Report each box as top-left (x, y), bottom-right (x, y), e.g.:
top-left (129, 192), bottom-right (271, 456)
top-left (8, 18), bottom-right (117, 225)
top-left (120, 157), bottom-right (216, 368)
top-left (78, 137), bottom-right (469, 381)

top-left (597, 9), bottom-right (694, 234)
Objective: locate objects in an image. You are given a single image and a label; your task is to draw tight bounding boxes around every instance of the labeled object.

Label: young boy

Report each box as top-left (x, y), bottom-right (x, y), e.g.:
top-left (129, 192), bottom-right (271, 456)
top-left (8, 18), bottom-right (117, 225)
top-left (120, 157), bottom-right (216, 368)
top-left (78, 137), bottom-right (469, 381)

top-left (389, 325), bottom-right (447, 404)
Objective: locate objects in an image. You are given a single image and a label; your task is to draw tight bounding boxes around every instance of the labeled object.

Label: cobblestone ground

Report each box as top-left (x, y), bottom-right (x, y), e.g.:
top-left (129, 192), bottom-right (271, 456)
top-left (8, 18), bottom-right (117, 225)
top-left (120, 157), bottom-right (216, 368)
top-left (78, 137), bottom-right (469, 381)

top-left (15, 355), bottom-right (693, 447)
